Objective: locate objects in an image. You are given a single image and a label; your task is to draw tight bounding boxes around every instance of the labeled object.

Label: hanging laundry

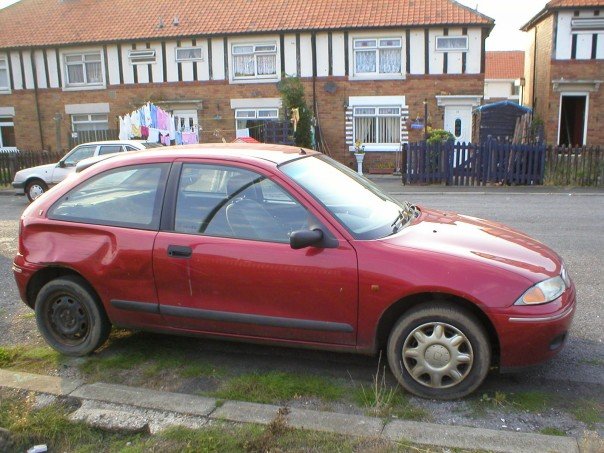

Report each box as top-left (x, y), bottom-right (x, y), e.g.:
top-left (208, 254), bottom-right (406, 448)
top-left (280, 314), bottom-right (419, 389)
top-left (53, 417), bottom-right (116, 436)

top-left (175, 131), bottom-right (183, 145)
top-left (143, 103), bottom-right (152, 127)
top-left (150, 103), bottom-right (158, 128)
top-left (161, 133), bottom-right (171, 146)
top-left (148, 128), bottom-right (160, 142)
top-left (140, 126), bottom-right (149, 140)
top-left (291, 108), bottom-right (300, 132)
top-left (182, 131), bottom-right (198, 145)
top-left (131, 124), bottom-right (141, 138)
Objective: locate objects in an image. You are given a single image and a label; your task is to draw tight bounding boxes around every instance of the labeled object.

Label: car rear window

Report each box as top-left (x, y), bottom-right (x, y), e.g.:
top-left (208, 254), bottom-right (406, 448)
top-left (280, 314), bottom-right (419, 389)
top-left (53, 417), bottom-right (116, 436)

top-left (48, 163), bottom-right (170, 230)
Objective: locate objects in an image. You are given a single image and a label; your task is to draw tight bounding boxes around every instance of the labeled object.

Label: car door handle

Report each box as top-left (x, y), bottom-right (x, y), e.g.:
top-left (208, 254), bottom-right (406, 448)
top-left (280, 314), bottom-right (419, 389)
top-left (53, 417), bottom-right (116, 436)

top-left (167, 245), bottom-right (192, 258)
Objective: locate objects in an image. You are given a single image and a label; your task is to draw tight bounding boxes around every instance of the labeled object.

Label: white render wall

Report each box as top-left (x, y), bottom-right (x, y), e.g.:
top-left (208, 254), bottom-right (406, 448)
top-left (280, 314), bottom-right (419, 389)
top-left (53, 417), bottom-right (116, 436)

top-left (0, 26), bottom-right (485, 93)
top-left (556, 9), bottom-right (604, 60)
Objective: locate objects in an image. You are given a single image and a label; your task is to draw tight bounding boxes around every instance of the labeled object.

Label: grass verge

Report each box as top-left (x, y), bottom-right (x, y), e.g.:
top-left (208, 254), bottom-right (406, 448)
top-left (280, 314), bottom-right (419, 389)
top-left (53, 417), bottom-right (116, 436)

top-left (0, 345), bottom-right (63, 374)
top-left (210, 370), bottom-right (345, 404)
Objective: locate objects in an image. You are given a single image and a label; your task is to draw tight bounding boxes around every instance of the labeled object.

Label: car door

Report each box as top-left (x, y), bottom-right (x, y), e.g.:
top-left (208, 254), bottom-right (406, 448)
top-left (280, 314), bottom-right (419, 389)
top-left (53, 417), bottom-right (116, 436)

top-left (153, 161), bottom-right (359, 345)
top-left (52, 144), bottom-right (97, 184)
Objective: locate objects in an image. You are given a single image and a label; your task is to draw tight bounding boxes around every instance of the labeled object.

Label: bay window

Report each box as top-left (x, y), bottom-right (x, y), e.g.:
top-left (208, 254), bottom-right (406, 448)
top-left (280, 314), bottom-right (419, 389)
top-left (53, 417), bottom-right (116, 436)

top-left (353, 38), bottom-right (402, 76)
top-left (64, 52), bottom-right (104, 87)
top-left (232, 43), bottom-right (278, 80)
top-left (354, 107), bottom-right (401, 145)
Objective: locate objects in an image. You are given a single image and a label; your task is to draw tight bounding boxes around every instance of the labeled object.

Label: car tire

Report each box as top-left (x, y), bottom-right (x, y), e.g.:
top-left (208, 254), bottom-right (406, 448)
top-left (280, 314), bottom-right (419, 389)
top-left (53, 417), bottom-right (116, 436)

top-left (387, 302), bottom-right (491, 400)
top-left (35, 276), bottom-right (111, 356)
top-left (25, 179), bottom-right (48, 202)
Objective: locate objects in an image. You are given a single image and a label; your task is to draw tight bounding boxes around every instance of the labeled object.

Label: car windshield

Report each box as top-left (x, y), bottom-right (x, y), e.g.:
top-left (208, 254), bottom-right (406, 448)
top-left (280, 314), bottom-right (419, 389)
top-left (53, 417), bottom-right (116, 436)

top-left (280, 155), bottom-right (414, 240)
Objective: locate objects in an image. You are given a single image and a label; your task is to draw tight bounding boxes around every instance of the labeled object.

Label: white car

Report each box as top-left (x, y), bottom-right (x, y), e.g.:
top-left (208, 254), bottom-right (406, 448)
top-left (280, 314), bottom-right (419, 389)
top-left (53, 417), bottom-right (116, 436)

top-left (12, 140), bottom-right (163, 201)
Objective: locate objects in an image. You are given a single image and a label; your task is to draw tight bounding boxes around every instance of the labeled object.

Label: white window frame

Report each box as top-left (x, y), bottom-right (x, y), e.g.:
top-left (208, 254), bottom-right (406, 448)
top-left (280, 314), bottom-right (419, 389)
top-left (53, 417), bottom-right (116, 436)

top-left (71, 113), bottom-right (110, 133)
top-left (0, 117), bottom-right (15, 148)
top-left (348, 96), bottom-right (406, 152)
top-left (62, 50), bottom-right (106, 90)
top-left (557, 92), bottom-right (589, 146)
top-left (353, 37), bottom-right (403, 77)
top-left (128, 49), bottom-right (157, 65)
top-left (235, 108), bottom-right (279, 130)
top-left (0, 56), bottom-right (9, 92)
top-left (230, 42), bottom-right (279, 82)
top-left (435, 36), bottom-right (469, 52)
top-left (353, 106), bottom-right (402, 149)
top-left (570, 17), bottom-right (604, 33)
top-left (175, 47), bottom-right (204, 62)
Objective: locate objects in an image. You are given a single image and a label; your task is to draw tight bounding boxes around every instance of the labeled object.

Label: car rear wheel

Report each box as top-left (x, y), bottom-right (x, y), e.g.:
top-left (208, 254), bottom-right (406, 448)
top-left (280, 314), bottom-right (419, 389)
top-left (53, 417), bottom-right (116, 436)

top-left (387, 302), bottom-right (491, 399)
top-left (35, 276), bottom-right (111, 356)
top-left (26, 179), bottom-right (48, 202)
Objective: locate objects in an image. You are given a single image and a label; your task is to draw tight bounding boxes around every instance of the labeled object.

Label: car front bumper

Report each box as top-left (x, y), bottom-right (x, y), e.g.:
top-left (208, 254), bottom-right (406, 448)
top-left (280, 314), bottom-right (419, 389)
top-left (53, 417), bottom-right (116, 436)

top-left (493, 285), bottom-right (577, 369)
top-left (12, 181), bottom-right (25, 195)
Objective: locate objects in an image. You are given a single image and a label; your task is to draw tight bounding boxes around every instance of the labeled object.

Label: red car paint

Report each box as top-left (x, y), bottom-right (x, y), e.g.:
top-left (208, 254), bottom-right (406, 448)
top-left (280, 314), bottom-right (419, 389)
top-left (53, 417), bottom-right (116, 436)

top-left (13, 144), bottom-right (575, 370)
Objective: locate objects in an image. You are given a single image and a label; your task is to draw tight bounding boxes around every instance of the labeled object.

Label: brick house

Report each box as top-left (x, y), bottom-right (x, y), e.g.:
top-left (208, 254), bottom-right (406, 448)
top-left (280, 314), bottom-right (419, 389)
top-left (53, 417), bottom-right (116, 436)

top-left (484, 51), bottom-right (525, 104)
top-left (522, 0), bottom-right (604, 146)
top-left (0, 0), bottom-right (493, 165)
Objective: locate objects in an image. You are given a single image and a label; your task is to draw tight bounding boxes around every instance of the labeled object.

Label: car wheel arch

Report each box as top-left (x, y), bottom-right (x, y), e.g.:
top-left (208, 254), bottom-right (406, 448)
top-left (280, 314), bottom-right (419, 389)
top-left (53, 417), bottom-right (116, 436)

top-left (26, 266), bottom-right (102, 312)
top-left (374, 292), bottom-right (500, 368)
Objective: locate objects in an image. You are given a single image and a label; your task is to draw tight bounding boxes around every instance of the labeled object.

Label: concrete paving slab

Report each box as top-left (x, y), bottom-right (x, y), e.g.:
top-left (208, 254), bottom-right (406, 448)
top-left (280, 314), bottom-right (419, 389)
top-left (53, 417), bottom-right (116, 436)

top-left (70, 382), bottom-right (216, 417)
top-left (287, 407), bottom-right (384, 438)
top-left (383, 419), bottom-right (579, 453)
top-left (0, 369), bottom-right (83, 395)
top-left (70, 406), bottom-right (150, 433)
top-left (211, 400), bottom-right (282, 424)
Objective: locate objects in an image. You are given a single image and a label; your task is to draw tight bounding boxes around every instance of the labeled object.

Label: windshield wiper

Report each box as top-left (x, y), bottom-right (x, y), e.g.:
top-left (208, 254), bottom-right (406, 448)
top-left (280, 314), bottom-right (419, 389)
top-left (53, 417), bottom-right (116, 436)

top-left (391, 201), bottom-right (414, 233)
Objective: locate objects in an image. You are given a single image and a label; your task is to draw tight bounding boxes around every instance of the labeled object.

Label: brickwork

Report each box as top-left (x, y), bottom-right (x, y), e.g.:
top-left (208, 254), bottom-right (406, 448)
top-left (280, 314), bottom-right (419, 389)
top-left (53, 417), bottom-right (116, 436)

top-left (1, 74), bottom-right (484, 167)
top-left (532, 14), bottom-right (554, 138)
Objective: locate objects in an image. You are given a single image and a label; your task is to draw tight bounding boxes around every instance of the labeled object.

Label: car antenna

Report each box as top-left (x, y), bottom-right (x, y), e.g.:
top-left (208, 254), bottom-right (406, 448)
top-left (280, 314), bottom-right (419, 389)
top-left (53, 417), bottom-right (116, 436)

top-left (299, 148), bottom-right (306, 155)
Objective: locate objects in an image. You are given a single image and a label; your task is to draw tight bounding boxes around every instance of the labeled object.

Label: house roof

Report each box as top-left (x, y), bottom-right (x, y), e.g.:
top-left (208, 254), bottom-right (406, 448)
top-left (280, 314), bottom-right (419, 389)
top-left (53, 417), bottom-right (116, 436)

top-left (521, 0), bottom-right (604, 30)
top-left (485, 51), bottom-right (525, 79)
top-left (0, 0), bottom-right (494, 49)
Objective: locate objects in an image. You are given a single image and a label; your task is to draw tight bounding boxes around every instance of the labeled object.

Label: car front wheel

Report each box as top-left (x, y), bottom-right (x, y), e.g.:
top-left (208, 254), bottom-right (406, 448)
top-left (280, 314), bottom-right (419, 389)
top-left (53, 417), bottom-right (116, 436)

top-left (26, 179), bottom-right (48, 202)
top-left (35, 276), bottom-right (111, 356)
top-left (387, 302), bottom-right (491, 399)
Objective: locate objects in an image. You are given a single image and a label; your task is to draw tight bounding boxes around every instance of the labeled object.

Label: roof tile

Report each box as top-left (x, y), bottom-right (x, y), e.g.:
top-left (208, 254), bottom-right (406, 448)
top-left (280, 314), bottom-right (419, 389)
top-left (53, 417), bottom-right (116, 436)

top-left (485, 51), bottom-right (525, 79)
top-left (0, 0), bottom-right (493, 49)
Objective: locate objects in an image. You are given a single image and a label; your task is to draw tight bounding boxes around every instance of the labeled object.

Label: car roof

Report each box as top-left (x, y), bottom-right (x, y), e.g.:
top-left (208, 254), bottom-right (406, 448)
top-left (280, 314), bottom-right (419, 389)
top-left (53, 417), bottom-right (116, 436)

top-left (90, 143), bottom-right (321, 167)
top-left (76, 140), bottom-right (150, 146)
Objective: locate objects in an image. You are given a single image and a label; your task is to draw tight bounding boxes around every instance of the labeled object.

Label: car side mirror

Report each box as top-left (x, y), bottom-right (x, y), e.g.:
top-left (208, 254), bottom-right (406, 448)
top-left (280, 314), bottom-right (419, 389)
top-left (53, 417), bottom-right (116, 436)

top-left (290, 229), bottom-right (324, 250)
top-left (58, 160), bottom-right (66, 168)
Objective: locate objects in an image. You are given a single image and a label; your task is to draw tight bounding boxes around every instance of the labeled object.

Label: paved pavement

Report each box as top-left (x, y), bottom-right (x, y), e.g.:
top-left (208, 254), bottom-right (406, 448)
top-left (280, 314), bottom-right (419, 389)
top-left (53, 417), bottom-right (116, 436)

top-left (0, 368), bottom-right (583, 453)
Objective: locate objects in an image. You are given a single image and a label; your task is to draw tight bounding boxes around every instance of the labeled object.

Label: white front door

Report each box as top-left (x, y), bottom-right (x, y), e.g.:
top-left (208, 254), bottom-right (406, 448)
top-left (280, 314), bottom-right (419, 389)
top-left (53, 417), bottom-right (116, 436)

top-left (444, 106), bottom-right (473, 144)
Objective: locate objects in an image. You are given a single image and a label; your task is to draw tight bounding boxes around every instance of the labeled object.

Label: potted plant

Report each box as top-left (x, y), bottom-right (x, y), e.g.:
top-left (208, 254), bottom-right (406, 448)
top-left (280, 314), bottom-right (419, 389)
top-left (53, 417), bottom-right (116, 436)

top-left (353, 139), bottom-right (365, 175)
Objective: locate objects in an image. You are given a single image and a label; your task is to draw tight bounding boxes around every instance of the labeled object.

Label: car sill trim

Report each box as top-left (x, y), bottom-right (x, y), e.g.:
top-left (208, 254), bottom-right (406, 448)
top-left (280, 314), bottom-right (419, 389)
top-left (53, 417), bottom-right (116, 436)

top-left (160, 305), bottom-right (354, 333)
top-left (111, 299), bottom-right (160, 314)
top-left (508, 304), bottom-right (574, 323)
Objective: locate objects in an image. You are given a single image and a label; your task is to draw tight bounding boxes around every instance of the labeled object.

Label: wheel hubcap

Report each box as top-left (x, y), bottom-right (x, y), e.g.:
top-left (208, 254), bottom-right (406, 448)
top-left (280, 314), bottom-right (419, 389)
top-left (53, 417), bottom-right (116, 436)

top-left (48, 295), bottom-right (90, 344)
top-left (29, 184), bottom-right (44, 200)
top-left (402, 322), bottom-right (473, 389)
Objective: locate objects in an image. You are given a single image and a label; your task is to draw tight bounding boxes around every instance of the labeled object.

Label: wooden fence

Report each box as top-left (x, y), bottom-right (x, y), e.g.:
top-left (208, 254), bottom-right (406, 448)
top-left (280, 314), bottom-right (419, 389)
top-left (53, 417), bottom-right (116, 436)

top-left (0, 150), bottom-right (64, 185)
top-left (68, 129), bottom-right (119, 148)
top-left (405, 141), bottom-right (546, 186)
top-left (545, 146), bottom-right (602, 187)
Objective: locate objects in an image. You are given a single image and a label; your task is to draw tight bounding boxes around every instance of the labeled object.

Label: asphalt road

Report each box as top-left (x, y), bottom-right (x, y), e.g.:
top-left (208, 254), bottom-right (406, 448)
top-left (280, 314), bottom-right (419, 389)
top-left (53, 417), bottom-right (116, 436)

top-left (0, 185), bottom-right (603, 391)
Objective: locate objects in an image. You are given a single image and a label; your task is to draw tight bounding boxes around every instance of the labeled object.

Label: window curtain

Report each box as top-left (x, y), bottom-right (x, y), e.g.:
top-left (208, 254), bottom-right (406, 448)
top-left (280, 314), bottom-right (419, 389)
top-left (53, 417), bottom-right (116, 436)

top-left (67, 65), bottom-right (85, 84)
top-left (355, 51), bottom-right (376, 73)
top-left (355, 117), bottom-right (376, 143)
top-left (85, 62), bottom-right (102, 83)
top-left (379, 49), bottom-right (401, 73)
top-left (378, 117), bottom-right (399, 143)
top-left (233, 54), bottom-right (255, 77)
top-left (256, 55), bottom-right (276, 75)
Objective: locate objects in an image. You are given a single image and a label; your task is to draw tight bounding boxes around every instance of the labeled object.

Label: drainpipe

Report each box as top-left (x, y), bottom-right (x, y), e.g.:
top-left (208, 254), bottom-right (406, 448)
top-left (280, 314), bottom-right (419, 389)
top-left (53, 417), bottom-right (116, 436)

top-left (311, 32), bottom-right (318, 149)
top-left (531, 30), bottom-right (537, 109)
top-left (30, 49), bottom-right (46, 150)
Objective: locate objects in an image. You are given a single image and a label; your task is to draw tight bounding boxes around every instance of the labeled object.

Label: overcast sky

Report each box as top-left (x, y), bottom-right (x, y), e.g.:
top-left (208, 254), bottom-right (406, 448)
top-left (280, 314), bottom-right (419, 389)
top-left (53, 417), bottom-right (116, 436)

top-left (1, 0), bottom-right (548, 51)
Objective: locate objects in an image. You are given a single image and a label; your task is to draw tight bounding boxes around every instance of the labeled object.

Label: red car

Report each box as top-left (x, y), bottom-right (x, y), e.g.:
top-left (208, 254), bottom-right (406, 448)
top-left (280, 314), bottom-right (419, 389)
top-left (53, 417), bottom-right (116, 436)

top-left (13, 144), bottom-right (575, 399)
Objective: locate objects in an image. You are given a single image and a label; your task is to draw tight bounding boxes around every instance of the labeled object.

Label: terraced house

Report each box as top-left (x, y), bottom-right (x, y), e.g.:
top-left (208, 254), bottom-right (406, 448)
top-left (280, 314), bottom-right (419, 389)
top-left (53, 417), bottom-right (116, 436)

top-left (522, 0), bottom-right (604, 146)
top-left (0, 0), bottom-right (493, 164)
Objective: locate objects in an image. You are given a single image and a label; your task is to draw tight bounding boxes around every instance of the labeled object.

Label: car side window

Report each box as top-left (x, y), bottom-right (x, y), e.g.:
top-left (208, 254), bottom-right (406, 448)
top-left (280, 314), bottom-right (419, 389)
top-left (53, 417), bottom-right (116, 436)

top-left (174, 164), bottom-right (312, 242)
top-left (63, 145), bottom-right (96, 166)
top-left (97, 145), bottom-right (124, 155)
top-left (48, 163), bottom-right (170, 230)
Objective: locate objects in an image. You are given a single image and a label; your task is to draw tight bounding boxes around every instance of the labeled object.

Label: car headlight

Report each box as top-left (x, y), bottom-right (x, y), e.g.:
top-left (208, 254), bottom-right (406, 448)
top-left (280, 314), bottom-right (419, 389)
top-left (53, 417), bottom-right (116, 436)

top-left (515, 275), bottom-right (566, 306)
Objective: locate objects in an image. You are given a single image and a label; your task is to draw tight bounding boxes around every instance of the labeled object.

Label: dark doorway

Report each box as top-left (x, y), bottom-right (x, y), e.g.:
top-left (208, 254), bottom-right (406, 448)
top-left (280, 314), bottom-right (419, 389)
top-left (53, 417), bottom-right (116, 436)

top-left (559, 95), bottom-right (587, 146)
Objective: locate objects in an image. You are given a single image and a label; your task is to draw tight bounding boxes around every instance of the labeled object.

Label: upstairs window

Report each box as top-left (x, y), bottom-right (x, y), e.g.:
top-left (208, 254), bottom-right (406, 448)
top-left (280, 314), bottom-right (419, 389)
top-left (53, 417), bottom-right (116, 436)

top-left (353, 38), bottom-right (402, 75)
top-left (128, 49), bottom-right (156, 65)
top-left (176, 47), bottom-right (203, 62)
top-left (232, 43), bottom-right (277, 80)
top-left (64, 52), bottom-right (104, 87)
top-left (0, 57), bottom-right (9, 91)
top-left (435, 36), bottom-right (469, 52)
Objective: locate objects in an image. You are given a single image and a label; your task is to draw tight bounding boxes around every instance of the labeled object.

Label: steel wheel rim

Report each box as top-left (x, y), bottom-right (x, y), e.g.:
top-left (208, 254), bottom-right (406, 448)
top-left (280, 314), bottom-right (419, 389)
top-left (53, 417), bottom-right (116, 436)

top-left (46, 294), bottom-right (90, 345)
top-left (29, 184), bottom-right (45, 200)
top-left (402, 322), bottom-right (473, 389)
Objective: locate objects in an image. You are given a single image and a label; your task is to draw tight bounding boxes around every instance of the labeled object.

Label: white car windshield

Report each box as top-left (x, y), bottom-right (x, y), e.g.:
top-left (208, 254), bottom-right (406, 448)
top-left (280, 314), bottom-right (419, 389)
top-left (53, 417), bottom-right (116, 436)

top-left (280, 155), bottom-right (414, 240)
